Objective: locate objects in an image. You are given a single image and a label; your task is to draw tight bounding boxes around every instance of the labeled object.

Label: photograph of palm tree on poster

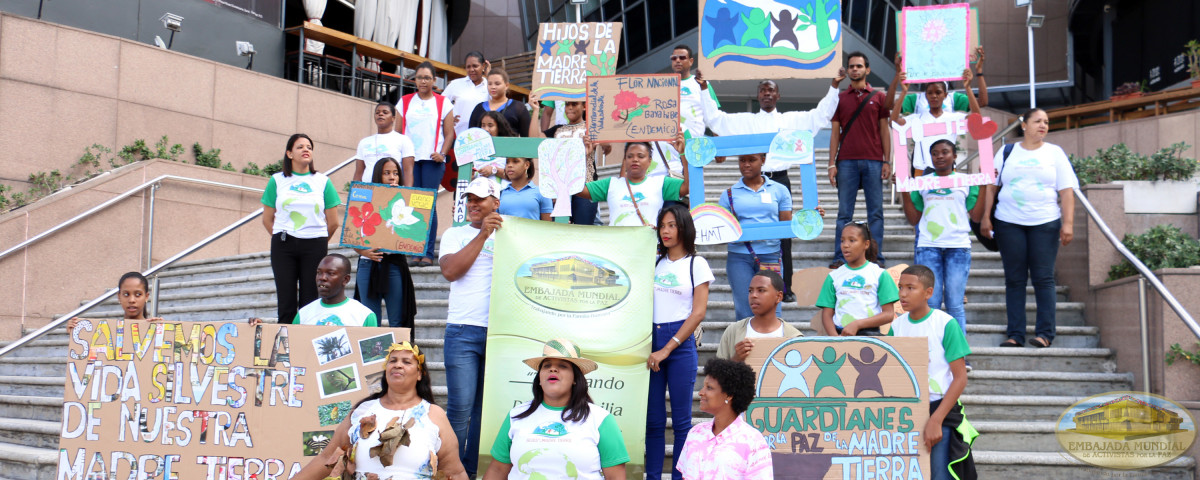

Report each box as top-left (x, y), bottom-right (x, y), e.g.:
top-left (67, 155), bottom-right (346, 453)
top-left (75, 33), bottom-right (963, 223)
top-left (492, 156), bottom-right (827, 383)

top-left (311, 328), bottom-right (353, 365)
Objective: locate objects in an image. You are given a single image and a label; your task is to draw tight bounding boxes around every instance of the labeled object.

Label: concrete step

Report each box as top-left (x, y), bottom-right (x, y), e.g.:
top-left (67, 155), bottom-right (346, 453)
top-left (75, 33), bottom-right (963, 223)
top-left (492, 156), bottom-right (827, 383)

top-left (0, 338), bottom-right (69, 358)
top-left (958, 395), bottom-right (1082, 423)
top-left (0, 441), bottom-right (57, 480)
top-left (0, 418), bottom-right (60, 449)
top-left (963, 370), bottom-right (1132, 396)
top-left (0, 377), bottom-right (64, 397)
top-left (972, 421), bottom-right (1059, 452)
top-left (975, 451), bottom-right (1195, 479)
top-left (966, 347), bottom-right (1115, 373)
top-left (0, 395), bottom-right (63, 423)
top-left (0, 358), bottom-right (64, 377)
top-left (965, 325), bottom-right (1098, 348)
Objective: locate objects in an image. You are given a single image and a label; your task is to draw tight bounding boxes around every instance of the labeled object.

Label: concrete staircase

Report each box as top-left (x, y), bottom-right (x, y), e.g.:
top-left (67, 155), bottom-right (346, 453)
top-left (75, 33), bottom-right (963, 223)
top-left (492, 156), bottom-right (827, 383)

top-left (0, 154), bottom-right (1194, 479)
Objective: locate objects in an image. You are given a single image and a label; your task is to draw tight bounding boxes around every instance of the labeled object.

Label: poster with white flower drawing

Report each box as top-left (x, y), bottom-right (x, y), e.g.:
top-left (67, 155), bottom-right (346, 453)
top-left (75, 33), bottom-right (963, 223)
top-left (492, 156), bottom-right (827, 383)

top-left (339, 182), bottom-right (437, 255)
top-left (900, 4), bottom-right (970, 83)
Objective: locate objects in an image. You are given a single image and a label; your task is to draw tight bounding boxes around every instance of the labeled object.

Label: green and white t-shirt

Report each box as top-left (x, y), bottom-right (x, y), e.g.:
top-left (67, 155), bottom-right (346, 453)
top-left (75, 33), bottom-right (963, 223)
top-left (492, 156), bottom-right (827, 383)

top-left (680, 75), bottom-right (719, 138)
top-left (901, 91), bottom-right (971, 116)
top-left (585, 176), bottom-right (683, 227)
top-left (261, 171), bottom-right (341, 239)
top-left (295, 298), bottom-right (378, 327)
top-left (910, 174), bottom-right (978, 249)
top-left (491, 402), bottom-right (630, 480)
top-left (889, 309), bottom-right (971, 401)
top-left (815, 262), bottom-right (900, 328)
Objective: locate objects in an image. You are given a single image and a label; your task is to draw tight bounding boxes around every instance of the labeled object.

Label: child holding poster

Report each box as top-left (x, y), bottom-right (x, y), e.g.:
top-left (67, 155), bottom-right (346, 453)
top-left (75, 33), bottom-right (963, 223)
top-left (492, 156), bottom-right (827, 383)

top-left (575, 134), bottom-right (689, 228)
top-left (544, 99), bottom-right (611, 225)
top-left (890, 265), bottom-right (975, 480)
top-left (816, 223), bottom-right (898, 336)
top-left (890, 67), bottom-right (981, 175)
top-left (901, 140), bottom-right (984, 371)
top-left (65, 272), bottom-right (162, 331)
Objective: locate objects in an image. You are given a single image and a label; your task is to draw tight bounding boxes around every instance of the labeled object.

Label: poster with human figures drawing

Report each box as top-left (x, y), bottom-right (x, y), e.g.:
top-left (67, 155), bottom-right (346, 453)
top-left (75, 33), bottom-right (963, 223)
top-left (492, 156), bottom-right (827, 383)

top-left (339, 182), bottom-right (437, 255)
top-left (698, 0), bottom-right (843, 80)
top-left (900, 4), bottom-right (970, 83)
top-left (745, 336), bottom-right (930, 479)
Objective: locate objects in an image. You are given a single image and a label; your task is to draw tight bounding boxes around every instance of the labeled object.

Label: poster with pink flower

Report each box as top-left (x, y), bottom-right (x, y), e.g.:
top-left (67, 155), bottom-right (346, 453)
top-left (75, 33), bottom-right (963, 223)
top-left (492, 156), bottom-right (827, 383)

top-left (339, 182), bottom-right (437, 255)
top-left (900, 4), bottom-right (970, 83)
top-left (586, 74), bottom-right (681, 143)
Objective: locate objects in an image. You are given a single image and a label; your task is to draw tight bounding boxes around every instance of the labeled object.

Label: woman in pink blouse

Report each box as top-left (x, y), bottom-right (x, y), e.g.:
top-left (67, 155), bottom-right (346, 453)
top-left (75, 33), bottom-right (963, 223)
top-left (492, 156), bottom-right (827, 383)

top-left (676, 358), bottom-right (774, 479)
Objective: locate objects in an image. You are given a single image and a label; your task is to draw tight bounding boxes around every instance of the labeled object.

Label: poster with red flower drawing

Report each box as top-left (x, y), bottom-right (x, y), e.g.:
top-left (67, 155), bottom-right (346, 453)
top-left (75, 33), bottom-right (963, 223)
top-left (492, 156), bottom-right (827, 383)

top-left (900, 3), bottom-right (970, 83)
top-left (586, 74), bottom-right (681, 143)
top-left (339, 182), bottom-right (437, 255)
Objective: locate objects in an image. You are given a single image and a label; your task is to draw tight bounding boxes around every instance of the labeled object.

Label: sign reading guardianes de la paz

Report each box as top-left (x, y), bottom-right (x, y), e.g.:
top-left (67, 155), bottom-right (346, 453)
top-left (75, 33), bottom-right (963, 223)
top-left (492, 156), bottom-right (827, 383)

top-left (745, 336), bottom-right (931, 479)
top-left (478, 217), bottom-right (655, 478)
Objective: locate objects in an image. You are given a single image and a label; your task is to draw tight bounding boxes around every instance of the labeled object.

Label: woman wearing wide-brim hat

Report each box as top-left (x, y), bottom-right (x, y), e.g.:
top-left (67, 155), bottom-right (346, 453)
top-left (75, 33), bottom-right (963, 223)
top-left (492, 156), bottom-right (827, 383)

top-left (483, 339), bottom-right (630, 480)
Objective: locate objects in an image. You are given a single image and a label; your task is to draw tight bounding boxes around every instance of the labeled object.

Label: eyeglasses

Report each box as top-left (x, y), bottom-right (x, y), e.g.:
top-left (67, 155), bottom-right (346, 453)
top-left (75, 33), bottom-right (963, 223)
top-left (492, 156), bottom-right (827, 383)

top-left (670, 55), bottom-right (689, 61)
top-left (415, 76), bottom-right (434, 82)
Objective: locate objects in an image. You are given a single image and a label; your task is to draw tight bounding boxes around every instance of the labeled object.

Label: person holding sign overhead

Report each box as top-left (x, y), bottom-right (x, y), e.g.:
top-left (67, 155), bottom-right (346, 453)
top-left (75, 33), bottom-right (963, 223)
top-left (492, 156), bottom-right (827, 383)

top-left (699, 70), bottom-right (846, 302)
top-left (896, 47), bottom-right (989, 117)
top-left (545, 99), bottom-right (610, 225)
top-left (575, 134), bottom-right (689, 227)
top-left (400, 61), bottom-right (456, 267)
top-left (292, 342), bottom-right (470, 480)
top-left (890, 66), bottom-right (981, 175)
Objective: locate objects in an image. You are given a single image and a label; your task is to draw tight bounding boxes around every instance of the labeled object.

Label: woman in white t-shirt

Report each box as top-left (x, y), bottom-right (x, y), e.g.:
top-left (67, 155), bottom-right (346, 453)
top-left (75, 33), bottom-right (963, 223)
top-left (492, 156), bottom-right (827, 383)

top-left (400, 61), bottom-right (457, 266)
top-left (647, 203), bottom-right (713, 479)
top-left (260, 134), bottom-right (341, 324)
top-left (981, 108), bottom-right (1079, 349)
top-left (485, 339), bottom-right (630, 480)
top-left (443, 51), bottom-right (491, 135)
top-left (292, 342), bottom-right (469, 480)
top-left (575, 135), bottom-right (690, 227)
top-left (353, 102), bottom-right (416, 185)
top-left (890, 68), bottom-right (980, 174)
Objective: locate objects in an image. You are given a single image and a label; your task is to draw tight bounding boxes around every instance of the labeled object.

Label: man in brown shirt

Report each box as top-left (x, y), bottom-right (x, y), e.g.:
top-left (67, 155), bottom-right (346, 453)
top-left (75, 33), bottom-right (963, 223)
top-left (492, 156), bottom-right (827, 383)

top-left (829, 51), bottom-right (895, 267)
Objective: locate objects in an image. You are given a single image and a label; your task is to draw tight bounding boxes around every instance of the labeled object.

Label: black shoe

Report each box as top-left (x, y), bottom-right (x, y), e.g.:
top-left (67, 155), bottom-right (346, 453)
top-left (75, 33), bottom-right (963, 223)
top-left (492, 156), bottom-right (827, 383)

top-left (827, 260), bottom-right (845, 269)
top-left (783, 292), bottom-right (797, 303)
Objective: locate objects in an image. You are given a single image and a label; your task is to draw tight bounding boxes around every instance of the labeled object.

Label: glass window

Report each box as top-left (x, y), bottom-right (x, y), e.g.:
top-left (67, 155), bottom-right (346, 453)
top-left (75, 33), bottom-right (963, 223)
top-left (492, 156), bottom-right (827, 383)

top-left (648, 0), bottom-right (673, 50)
top-left (624, 3), bottom-right (648, 64)
top-left (674, 0), bottom-right (697, 34)
top-left (602, 0), bottom-right (622, 21)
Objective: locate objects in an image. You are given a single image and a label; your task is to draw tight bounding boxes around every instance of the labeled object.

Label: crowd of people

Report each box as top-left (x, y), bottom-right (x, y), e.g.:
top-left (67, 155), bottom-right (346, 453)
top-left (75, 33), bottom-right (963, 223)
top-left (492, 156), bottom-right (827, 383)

top-left (71, 44), bottom-right (1082, 480)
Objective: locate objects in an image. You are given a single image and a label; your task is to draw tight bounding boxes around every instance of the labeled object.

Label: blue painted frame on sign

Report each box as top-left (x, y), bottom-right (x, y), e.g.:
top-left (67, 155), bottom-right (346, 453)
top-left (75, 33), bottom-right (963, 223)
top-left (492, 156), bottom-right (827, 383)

top-left (686, 133), bottom-right (820, 242)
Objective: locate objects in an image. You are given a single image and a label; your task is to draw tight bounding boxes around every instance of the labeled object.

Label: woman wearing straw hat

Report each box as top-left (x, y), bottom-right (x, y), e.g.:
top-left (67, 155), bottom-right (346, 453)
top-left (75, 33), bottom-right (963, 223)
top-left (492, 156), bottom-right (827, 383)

top-left (292, 342), bottom-right (469, 480)
top-left (484, 339), bottom-right (630, 480)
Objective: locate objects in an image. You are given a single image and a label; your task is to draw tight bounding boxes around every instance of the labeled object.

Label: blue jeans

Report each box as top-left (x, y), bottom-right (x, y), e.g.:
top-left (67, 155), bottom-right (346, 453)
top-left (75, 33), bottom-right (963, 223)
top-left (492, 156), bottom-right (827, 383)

top-left (571, 195), bottom-right (598, 225)
top-left (356, 257), bottom-right (407, 327)
top-left (444, 323), bottom-right (487, 475)
top-left (994, 218), bottom-right (1060, 344)
top-left (929, 400), bottom-right (953, 480)
top-left (914, 247), bottom-right (971, 333)
top-left (413, 160), bottom-right (445, 259)
top-left (727, 251), bottom-right (783, 319)
top-left (646, 320), bottom-right (698, 480)
top-left (833, 159), bottom-right (886, 265)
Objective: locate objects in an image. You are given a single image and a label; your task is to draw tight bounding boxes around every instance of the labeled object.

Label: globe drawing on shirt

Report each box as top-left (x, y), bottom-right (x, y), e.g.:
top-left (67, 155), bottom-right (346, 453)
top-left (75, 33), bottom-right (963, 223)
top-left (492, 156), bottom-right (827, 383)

top-left (790, 209), bottom-right (824, 240)
top-left (655, 272), bottom-right (681, 288)
top-left (841, 275), bottom-right (866, 289)
top-left (1007, 177), bottom-right (1032, 207)
top-left (621, 192), bottom-right (647, 203)
top-left (681, 86), bottom-right (693, 96)
top-left (517, 448), bottom-right (579, 479)
top-left (316, 315), bottom-right (344, 326)
top-left (289, 183), bottom-right (313, 194)
top-left (532, 421), bottom-right (569, 437)
top-left (924, 205), bottom-right (945, 240)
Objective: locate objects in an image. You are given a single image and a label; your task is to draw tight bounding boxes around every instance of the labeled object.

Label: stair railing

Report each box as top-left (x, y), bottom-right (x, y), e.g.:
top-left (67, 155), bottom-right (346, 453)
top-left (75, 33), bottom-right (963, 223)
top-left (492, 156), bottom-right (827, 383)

top-left (0, 156), bottom-right (356, 359)
top-left (1073, 186), bottom-right (1200, 392)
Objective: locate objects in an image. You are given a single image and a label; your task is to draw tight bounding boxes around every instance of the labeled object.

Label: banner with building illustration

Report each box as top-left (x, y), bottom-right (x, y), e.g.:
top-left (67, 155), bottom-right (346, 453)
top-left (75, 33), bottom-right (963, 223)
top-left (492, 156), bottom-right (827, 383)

top-left (479, 217), bottom-right (655, 477)
top-left (532, 22), bottom-right (624, 101)
top-left (698, 0), bottom-right (843, 80)
top-left (57, 319), bottom-right (410, 479)
top-left (744, 336), bottom-right (930, 479)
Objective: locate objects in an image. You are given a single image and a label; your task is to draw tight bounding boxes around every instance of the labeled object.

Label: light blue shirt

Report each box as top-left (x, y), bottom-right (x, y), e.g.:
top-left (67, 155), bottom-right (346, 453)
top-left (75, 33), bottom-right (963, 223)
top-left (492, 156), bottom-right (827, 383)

top-left (719, 176), bottom-right (792, 255)
top-left (497, 182), bottom-right (553, 220)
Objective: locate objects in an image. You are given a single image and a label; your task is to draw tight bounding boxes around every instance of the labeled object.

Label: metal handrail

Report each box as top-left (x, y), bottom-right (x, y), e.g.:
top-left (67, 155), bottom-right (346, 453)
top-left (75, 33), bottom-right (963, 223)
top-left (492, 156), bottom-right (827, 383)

top-left (0, 157), bottom-right (356, 358)
top-left (1074, 186), bottom-right (1200, 392)
top-left (0, 175), bottom-right (263, 263)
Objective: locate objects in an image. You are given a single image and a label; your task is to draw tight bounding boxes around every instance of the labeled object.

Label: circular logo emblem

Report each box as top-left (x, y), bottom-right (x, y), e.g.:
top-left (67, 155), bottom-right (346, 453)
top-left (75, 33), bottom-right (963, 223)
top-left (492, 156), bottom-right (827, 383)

top-left (1055, 391), bottom-right (1197, 470)
top-left (514, 253), bottom-right (631, 313)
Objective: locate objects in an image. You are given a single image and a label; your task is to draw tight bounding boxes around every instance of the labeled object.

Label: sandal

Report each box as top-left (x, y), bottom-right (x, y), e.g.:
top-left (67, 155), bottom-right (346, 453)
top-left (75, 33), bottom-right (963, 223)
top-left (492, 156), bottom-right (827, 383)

top-left (999, 338), bottom-right (1022, 348)
top-left (1028, 337), bottom-right (1052, 348)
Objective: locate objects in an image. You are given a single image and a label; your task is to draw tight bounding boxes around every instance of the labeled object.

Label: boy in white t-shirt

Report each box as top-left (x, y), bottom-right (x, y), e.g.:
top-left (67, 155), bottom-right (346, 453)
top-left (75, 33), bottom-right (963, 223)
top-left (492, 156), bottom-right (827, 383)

top-left (716, 271), bottom-right (802, 363)
top-left (889, 265), bottom-right (975, 480)
top-left (295, 254), bottom-right (378, 327)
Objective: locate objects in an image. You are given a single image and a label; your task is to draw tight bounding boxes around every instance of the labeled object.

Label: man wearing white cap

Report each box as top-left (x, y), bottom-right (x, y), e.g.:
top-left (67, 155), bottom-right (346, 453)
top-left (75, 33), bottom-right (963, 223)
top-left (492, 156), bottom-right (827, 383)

top-left (438, 176), bottom-right (503, 477)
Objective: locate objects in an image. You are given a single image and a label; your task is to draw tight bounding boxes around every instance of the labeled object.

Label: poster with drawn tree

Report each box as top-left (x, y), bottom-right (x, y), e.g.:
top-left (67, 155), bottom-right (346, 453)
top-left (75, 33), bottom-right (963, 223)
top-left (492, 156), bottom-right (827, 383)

top-left (340, 182), bottom-right (437, 255)
top-left (900, 4), bottom-right (970, 83)
top-left (532, 22), bottom-right (623, 101)
top-left (698, 0), bottom-right (843, 80)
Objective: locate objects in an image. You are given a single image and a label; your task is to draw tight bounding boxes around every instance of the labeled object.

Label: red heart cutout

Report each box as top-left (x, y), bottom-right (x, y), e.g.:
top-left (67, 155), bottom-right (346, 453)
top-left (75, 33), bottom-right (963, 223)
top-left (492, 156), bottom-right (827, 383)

top-left (967, 113), bottom-right (998, 140)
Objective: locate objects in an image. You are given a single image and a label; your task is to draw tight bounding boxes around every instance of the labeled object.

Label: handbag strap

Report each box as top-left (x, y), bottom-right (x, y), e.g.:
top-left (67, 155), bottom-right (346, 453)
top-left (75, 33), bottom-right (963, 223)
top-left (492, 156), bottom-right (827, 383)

top-left (653, 142), bottom-right (672, 177)
top-left (726, 187), bottom-right (761, 265)
top-left (834, 89), bottom-right (876, 162)
top-left (625, 179), bottom-right (651, 227)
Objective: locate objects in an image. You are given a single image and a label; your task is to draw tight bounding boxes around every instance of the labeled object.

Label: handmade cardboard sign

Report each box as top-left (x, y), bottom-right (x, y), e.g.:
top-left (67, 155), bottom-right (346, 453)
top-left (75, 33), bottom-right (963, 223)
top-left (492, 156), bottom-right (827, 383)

top-left (698, 0), bottom-right (843, 80)
top-left (745, 336), bottom-right (930, 479)
top-left (340, 182), bottom-right (436, 255)
top-left (891, 113), bottom-right (996, 192)
top-left (767, 129), bottom-right (815, 167)
top-left (896, 8), bottom-right (980, 59)
top-left (532, 22), bottom-right (623, 101)
top-left (901, 4), bottom-right (970, 83)
top-left (586, 74), bottom-right (681, 143)
top-left (537, 138), bottom-right (587, 217)
top-left (454, 127), bottom-right (497, 167)
top-left (692, 203), bottom-right (743, 245)
top-left (58, 319), bottom-right (410, 479)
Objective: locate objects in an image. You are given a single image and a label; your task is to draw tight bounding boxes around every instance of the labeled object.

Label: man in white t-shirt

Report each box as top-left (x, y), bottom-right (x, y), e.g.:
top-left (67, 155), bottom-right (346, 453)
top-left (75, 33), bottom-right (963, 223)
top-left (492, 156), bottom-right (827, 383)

top-left (295, 254), bottom-right (378, 326)
top-left (715, 271), bottom-right (802, 363)
top-left (353, 102), bottom-right (416, 184)
top-left (437, 176), bottom-right (502, 476)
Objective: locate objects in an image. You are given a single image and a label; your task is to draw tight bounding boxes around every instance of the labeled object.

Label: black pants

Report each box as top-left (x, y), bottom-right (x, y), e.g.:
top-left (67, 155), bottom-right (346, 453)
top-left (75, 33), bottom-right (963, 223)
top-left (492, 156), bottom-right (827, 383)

top-left (270, 233), bottom-right (328, 323)
top-left (762, 169), bottom-right (794, 291)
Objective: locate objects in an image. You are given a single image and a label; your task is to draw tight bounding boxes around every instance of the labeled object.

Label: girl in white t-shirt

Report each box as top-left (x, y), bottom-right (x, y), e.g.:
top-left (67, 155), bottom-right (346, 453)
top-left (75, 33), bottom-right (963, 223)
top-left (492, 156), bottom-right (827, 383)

top-left (890, 69), bottom-right (981, 174)
top-left (575, 135), bottom-right (690, 227)
top-left (647, 203), bottom-right (713, 479)
top-left (816, 223), bottom-right (899, 336)
top-left (981, 108), bottom-right (1079, 349)
top-left (401, 62), bottom-right (457, 266)
top-left (353, 102), bottom-right (415, 185)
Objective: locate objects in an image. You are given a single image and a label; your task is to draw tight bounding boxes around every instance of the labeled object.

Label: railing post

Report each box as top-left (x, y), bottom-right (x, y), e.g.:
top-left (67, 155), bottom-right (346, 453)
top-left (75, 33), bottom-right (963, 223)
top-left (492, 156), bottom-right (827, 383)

top-left (1138, 276), bottom-right (1151, 393)
top-left (146, 183), bottom-right (159, 270)
top-left (150, 274), bottom-right (161, 318)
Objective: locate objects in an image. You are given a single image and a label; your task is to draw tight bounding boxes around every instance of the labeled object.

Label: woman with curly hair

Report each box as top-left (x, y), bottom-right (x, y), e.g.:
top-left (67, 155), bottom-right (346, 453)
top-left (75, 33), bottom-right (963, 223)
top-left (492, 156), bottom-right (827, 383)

top-left (676, 358), bottom-right (773, 479)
